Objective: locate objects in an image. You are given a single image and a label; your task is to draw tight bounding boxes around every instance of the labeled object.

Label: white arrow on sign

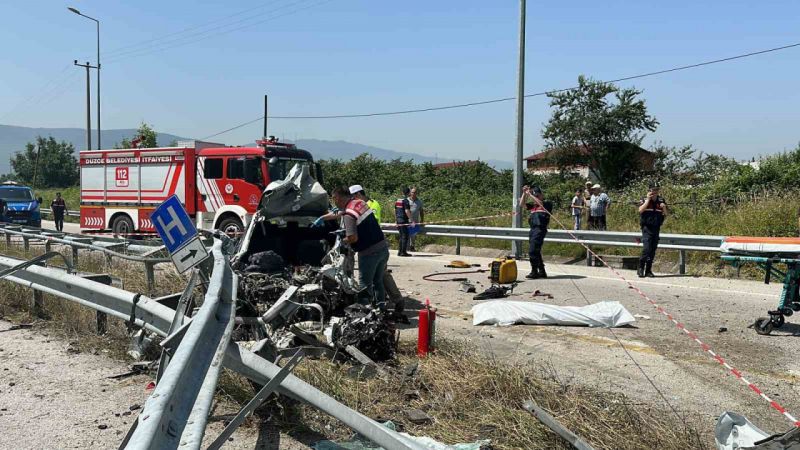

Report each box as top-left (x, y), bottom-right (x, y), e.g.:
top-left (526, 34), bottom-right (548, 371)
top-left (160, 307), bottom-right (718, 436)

top-left (171, 237), bottom-right (209, 274)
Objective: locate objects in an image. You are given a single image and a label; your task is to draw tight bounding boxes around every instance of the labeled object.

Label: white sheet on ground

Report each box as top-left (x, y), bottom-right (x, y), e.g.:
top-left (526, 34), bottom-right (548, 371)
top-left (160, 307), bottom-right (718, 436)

top-left (714, 411), bottom-right (770, 450)
top-left (471, 300), bottom-right (635, 328)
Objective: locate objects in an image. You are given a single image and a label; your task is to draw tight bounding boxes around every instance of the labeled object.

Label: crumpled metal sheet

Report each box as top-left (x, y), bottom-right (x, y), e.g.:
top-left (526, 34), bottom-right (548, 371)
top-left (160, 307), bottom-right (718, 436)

top-left (259, 163), bottom-right (329, 219)
top-left (715, 411), bottom-right (800, 450)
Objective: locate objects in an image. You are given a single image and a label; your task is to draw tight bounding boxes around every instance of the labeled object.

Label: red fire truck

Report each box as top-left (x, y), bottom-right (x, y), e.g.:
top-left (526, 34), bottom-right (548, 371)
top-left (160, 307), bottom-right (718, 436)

top-left (79, 138), bottom-right (322, 235)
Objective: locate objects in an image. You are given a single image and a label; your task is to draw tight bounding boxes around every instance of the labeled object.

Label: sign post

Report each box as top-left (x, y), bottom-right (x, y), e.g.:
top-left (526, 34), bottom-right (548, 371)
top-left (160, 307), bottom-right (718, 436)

top-left (152, 195), bottom-right (209, 273)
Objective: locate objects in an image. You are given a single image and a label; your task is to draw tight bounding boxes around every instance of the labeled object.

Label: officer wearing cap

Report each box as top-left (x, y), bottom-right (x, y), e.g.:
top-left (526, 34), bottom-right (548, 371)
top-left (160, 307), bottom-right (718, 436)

top-left (519, 185), bottom-right (552, 279)
top-left (349, 184), bottom-right (382, 223)
top-left (637, 182), bottom-right (668, 277)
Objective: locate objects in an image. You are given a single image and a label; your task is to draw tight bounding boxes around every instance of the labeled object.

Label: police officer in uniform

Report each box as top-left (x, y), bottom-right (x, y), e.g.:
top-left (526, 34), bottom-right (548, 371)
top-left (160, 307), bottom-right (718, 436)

top-left (520, 185), bottom-right (552, 279)
top-left (394, 187), bottom-right (413, 257)
top-left (638, 182), bottom-right (668, 278)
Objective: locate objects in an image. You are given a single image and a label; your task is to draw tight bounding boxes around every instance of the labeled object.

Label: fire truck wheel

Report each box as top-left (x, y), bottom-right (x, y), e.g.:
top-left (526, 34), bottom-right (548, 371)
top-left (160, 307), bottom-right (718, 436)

top-left (218, 216), bottom-right (244, 237)
top-left (111, 214), bottom-right (134, 238)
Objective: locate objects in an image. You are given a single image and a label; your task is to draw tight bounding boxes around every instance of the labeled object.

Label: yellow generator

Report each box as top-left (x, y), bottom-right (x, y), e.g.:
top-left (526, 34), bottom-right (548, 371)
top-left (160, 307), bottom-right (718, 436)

top-left (489, 257), bottom-right (517, 284)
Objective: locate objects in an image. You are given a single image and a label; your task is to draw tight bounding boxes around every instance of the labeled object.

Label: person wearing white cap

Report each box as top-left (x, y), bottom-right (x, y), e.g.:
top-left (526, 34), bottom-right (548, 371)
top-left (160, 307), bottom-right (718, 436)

top-left (349, 184), bottom-right (382, 223)
top-left (588, 184), bottom-right (611, 230)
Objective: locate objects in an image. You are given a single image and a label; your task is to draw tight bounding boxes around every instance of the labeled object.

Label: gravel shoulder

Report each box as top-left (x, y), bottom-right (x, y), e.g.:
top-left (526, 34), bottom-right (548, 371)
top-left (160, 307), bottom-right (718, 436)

top-left (0, 320), bottom-right (309, 450)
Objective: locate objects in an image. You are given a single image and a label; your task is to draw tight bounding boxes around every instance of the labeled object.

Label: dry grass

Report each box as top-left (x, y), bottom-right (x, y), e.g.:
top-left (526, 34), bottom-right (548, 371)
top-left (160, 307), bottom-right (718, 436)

top-left (0, 239), bottom-right (707, 449)
top-left (268, 340), bottom-right (707, 450)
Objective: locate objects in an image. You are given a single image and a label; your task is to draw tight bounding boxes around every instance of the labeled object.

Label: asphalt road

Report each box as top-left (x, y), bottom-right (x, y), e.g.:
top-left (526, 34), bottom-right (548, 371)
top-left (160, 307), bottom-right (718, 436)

top-left (388, 251), bottom-right (798, 435)
top-left (41, 219), bottom-right (82, 234)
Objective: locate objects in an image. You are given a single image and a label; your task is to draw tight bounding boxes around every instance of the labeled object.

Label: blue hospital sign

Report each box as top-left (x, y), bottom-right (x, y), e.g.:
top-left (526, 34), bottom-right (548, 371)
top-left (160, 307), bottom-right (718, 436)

top-left (152, 195), bottom-right (198, 254)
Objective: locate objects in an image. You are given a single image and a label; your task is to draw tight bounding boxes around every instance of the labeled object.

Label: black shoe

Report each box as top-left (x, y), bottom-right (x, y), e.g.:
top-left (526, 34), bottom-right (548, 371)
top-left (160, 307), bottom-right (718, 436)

top-left (398, 253), bottom-right (412, 257)
top-left (538, 268), bottom-right (547, 279)
top-left (645, 263), bottom-right (655, 278)
top-left (525, 272), bottom-right (539, 280)
top-left (409, 246), bottom-right (417, 252)
top-left (637, 262), bottom-right (645, 278)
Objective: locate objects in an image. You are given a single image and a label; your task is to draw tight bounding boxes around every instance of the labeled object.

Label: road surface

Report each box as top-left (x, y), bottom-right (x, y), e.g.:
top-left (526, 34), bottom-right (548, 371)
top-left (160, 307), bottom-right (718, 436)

top-left (389, 251), bottom-right (799, 435)
top-left (41, 219), bottom-right (81, 235)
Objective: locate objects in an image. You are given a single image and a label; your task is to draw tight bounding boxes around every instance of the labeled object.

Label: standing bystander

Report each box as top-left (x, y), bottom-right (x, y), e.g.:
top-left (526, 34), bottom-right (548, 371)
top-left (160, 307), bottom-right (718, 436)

top-left (407, 187), bottom-right (424, 251)
top-left (394, 187), bottom-right (413, 256)
top-left (588, 184), bottom-right (611, 231)
top-left (51, 192), bottom-right (67, 232)
top-left (570, 187), bottom-right (585, 230)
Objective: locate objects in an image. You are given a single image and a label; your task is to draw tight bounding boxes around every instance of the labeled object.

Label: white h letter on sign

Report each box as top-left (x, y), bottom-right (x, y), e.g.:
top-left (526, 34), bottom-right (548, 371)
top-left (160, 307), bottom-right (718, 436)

top-left (156, 206), bottom-right (188, 246)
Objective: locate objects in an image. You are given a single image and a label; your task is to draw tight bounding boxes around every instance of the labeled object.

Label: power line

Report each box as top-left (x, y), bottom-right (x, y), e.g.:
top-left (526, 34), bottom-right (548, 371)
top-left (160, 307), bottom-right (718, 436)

top-left (200, 40), bottom-right (800, 139)
top-left (104, 0), bottom-right (334, 63)
top-left (101, 0), bottom-right (292, 58)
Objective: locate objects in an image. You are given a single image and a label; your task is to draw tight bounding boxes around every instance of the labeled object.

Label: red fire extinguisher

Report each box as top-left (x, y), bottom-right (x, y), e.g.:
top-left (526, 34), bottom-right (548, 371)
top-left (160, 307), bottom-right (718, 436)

top-left (417, 298), bottom-right (436, 357)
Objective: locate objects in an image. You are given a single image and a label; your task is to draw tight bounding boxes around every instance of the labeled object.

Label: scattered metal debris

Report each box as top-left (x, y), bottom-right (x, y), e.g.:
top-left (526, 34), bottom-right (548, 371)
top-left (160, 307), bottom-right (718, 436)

top-left (523, 400), bottom-right (596, 450)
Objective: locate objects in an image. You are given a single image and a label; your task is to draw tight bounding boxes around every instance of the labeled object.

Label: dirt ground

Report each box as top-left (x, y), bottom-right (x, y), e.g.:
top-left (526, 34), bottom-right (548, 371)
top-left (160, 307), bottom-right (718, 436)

top-left (389, 251), bottom-right (800, 437)
top-left (0, 319), bottom-right (312, 450)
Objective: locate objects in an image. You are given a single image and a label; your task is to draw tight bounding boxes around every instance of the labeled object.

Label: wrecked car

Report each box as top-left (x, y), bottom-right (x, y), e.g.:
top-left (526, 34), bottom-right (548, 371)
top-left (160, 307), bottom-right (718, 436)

top-left (230, 163), bottom-right (397, 362)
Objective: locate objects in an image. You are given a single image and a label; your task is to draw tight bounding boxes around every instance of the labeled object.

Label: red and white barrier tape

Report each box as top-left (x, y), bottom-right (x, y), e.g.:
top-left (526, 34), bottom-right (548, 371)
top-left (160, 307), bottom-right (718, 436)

top-left (540, 208), bottom-right (800, 426)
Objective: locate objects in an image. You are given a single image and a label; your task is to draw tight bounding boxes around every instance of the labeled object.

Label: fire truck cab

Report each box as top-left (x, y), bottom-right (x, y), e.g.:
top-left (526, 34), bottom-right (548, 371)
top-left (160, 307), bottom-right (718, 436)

top-left (79, 138), bottom-right (321, 236)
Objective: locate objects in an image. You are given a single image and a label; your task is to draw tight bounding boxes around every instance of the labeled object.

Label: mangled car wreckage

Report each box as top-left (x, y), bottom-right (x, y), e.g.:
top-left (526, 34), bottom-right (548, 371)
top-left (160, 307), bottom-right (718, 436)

top-left (230, 163), bottom-right (397, 362)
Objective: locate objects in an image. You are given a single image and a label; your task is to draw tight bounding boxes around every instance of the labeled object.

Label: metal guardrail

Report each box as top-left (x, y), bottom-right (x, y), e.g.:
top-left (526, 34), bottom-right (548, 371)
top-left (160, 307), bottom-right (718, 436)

top-left (127, 242), bottom-right (235, 449)
top-left (0, 223), bottom-right (169, 291)
top-left (40, 209), bottom-right (81, 218)
top-left (381, 223), bottom-right (724, 274)
top-left (0, 249), bottom-right (422, 450)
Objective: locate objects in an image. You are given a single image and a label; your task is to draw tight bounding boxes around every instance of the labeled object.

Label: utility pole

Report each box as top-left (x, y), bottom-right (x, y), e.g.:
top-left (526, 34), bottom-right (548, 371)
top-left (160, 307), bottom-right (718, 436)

top-left (74, 60), bottom-right (97, 151)
top-left (511, 0), bottom-right (526, 257)
top-left (68, 7), bottom-right (101, 149)
top-left (263, 95), bottom-right (274, 139)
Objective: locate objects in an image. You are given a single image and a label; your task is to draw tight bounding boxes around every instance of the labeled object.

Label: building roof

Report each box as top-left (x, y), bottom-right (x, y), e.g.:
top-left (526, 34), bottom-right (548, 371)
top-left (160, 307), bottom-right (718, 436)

top-left (524, 143), bottom-right (650, 162)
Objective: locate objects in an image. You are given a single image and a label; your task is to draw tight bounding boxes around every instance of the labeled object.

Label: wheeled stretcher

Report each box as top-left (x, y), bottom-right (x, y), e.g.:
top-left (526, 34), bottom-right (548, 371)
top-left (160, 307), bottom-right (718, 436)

top-left (720, 237), bottom-right (800, 335)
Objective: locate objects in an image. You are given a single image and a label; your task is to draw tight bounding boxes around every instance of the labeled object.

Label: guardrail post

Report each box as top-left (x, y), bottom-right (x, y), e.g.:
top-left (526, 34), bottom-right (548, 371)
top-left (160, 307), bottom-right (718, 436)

top-left (80, 274), bottom-right (117, 335)
top-left (23, 236), bottom-right (29, 252)
top-left (44, 239), bottom-right (52, 253)
top-left (586, 246), bottom-right (593, 266)
top-left (144, 261), bottom-right (156, 293)
top-left (5, 232), bottom-right (10, 247)
top-left (679, 250), bottom-right (687, 275)
top-left (32, 289), bottom-right (45, 318)
top-left (455, 237), bottom-right (461, 255)
top-left (71, 245), bottom-right (79, 267)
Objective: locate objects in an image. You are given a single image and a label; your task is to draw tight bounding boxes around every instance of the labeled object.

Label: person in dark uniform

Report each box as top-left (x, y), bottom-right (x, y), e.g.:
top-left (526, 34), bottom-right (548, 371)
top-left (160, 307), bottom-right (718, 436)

top-left (394, 187), bottom-right (413, 257)
top-left (519, 185), bottom-right (552, 279)
top-left (50, 192), bottom-right (67, 232)
top-left (638, 182), bottom-right (668, 278)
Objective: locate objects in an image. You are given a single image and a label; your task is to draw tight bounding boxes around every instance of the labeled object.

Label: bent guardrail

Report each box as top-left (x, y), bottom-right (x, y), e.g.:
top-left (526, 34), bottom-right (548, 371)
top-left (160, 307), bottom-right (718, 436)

top-left (126, 241), bottom-right (235, 449)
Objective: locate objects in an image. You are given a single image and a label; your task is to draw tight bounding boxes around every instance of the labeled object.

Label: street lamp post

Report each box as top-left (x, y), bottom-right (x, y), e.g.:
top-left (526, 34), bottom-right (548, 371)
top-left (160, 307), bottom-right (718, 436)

top-left (68, 7), bottom-right (100, 150)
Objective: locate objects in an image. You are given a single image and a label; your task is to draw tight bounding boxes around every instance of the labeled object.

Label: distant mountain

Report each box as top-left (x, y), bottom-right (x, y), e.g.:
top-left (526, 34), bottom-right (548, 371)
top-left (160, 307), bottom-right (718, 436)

top-left (290, 139), bottom-right (513, 170)
top-left (0, 124), bottom-right (513, 174)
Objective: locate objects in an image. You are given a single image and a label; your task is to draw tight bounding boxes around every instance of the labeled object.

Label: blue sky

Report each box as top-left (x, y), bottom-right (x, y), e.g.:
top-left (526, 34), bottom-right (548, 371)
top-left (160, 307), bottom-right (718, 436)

top-left (1, 0), bottom-right (799, 161)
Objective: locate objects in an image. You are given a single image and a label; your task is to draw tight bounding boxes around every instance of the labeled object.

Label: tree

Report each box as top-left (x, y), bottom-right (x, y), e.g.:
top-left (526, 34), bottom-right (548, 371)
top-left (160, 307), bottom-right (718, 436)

top-left (541, 75), bottom-right (659, 188)
top-left (9, 136), bottom-right (79, 188)
top-left (117, 122), bottom-right (158, 148)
